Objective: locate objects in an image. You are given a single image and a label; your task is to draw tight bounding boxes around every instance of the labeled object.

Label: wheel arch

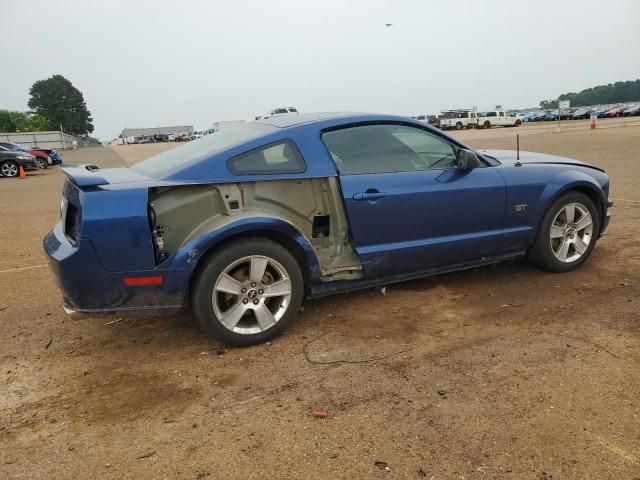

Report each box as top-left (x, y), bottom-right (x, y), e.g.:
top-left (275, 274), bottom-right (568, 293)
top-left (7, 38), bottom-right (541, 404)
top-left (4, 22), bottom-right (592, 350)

top-left (536, 177), bottom-right (607, 236)
top-left (175, 217), bottom-right (321, 295)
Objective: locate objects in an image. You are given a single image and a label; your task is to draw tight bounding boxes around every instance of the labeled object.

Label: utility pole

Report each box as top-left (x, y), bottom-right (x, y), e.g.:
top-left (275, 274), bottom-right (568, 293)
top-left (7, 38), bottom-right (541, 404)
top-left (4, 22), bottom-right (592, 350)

top-left (60, 124), bottom-right (66, 150)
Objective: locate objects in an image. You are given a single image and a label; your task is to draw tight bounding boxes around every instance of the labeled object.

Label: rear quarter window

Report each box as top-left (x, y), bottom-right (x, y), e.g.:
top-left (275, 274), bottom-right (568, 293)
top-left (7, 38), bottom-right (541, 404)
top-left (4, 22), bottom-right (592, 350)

top-left (227, 140), bottom-right (306, 175)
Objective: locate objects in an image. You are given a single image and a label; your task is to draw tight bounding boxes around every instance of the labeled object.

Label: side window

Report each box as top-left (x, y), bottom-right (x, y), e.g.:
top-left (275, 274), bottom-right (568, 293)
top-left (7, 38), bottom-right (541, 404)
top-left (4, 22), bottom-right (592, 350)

top-left (486, 112), bottom-right (497, 117)
top-left (322, 124), bottom-right (459, 175)
top-left (228, 140), bottom-right (306, 175)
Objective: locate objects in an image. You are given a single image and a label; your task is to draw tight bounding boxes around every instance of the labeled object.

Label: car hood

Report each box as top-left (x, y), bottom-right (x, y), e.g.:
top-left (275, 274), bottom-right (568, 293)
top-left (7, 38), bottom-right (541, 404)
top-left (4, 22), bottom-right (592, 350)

top-left (480, 149), bottom-right (603, 172)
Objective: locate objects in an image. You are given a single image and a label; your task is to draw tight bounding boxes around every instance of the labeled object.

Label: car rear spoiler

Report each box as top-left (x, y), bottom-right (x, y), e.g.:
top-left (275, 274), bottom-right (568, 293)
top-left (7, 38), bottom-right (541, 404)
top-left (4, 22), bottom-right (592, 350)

top-left (60, 164), bottom-right (109, 187)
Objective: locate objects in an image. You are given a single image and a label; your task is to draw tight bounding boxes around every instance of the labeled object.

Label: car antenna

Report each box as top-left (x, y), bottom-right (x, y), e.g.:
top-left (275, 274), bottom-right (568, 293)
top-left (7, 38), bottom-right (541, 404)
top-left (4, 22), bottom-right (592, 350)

top-left (515, 133), bottom-right (522, 166)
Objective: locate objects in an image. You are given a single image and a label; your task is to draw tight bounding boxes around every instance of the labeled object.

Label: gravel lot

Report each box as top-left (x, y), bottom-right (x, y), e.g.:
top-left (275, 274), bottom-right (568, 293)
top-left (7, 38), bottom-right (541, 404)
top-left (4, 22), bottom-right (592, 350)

top-left (1, 120), bottom-right (639, 479)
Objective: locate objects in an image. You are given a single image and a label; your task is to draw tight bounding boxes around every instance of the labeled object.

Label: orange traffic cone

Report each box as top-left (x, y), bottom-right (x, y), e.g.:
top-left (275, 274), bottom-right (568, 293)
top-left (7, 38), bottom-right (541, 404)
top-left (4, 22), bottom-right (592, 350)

top-left (18, 165), bottom-right (27, 179)
top-left (590, 116), bottom-right (597, 130)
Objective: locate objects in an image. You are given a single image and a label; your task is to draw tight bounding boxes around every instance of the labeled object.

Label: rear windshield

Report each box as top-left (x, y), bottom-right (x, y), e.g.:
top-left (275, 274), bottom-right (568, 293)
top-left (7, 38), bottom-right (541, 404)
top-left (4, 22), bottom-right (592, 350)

top-left (131, 124), bottom-right (274, 177)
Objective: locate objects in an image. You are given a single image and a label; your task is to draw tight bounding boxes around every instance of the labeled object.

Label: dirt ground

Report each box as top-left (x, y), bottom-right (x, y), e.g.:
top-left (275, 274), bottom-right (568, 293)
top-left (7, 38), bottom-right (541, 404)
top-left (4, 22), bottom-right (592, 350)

top-left (1, 120), bottom-right (639, 479)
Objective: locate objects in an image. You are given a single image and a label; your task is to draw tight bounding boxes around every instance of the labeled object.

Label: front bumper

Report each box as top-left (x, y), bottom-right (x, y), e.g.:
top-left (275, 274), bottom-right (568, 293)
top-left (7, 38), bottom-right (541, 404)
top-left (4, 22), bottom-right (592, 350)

top-left (44, 222), bottom-right (189, 317)
top-left (600, 198), bottom-right (613, 236)
top-left (21, 159), bottom-right (39, 171)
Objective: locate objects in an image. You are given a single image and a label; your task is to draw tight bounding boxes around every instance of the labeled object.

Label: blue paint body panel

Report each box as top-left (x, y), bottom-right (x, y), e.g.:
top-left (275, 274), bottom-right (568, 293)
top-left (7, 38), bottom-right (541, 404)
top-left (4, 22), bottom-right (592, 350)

top-left (44, 113), bottom-right (612, 315)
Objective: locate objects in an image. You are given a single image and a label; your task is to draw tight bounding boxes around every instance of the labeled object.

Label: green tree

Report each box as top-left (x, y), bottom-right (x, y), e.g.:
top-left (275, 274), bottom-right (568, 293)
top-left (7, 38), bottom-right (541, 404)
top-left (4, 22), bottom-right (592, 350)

top-left (0, 110), bottom-right (18, 132)
top-left (26, 114), bottom-right (48, 132)
top-left (0, 110), bottom-right (49, 133)
top-left (539, 99), bottom-right (559, 110)
top-left (28, 74), bottom-right (94, 135)
top-left (540, 79), bottom-right (640, 108)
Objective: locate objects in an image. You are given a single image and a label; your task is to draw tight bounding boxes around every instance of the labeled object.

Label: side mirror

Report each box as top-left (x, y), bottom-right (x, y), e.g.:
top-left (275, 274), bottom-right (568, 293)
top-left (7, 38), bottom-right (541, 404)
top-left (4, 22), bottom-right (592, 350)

top-left (457, 149), bottom-right (483, 170)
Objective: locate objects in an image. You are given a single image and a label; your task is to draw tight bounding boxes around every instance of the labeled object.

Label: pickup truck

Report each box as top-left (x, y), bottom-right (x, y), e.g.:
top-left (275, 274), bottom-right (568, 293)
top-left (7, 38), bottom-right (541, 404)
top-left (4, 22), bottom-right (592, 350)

top-left (439, 110), bottom-right (478, 130)
top-left (477, 111), bottom-right (522, 129)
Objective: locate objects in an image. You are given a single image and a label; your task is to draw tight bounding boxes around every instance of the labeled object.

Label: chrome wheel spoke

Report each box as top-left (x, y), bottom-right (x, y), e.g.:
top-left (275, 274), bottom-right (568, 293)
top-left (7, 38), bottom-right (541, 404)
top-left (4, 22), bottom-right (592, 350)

top-left (261, 278), bottom-right (292, 297)
top-left (219, 301), bottom-right (247, 330)
top-left (556, 240), bottom-right (570, 261)
top-left (253, 303), bottom-right (277, 331)
top-left (573, 236), bottom-right (588, 255)
top-left (574, 213), bottom-right (592, 231)
top-left (550, 225), bottom-right (565, 239)
top-left (250, 256), bottom-right (268, 283)
top-left (215, 273), bottom-right (244, 295)
top-left (564, 204), bottom-right (576, 223)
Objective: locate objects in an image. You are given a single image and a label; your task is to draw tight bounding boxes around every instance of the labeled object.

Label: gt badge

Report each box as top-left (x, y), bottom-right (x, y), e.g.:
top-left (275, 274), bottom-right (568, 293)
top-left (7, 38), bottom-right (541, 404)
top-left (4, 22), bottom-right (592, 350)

top-left (515, 203), bottom-right (528, 212)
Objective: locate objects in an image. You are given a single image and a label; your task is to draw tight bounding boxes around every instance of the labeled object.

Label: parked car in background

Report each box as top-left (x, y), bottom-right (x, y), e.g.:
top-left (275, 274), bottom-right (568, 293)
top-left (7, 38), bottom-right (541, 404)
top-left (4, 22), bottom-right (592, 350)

top-left (591, 107), bottom-right (610, 118)
top-left (559, 109), bottom-right (574, 120)
top-left (477, 111), bottom-right (522, 128)
top-left (440, 110), bottom-right (478, 130)
top-left (48, 149), bottom-right (62, 164)
top-left (0, 147), bottom-right (38, 177)
top-left (0, 142), bottom-right (51, 169)
top-left (45, 113), bottom-right (612, 346)
top-left (622, 105), bottom-right (640, 116)
top-left (521, 112), bottom-right (538, 122)
top-left (543, 111), bottom-right (558, 121)
top-left (602, 106), bottom-right (626, 118)
top-left (260, 107), bottom-right (299, 120)
top-left (571, 108), bottom-right (593, 120)
top-left (531, 111), bottom-right (548, 121)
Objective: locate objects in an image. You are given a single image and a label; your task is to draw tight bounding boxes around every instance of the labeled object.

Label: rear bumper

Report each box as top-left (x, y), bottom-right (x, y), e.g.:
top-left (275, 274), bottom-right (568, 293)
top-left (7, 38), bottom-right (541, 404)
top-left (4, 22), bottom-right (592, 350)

top-left (44, 221), bottom-right (189, 317)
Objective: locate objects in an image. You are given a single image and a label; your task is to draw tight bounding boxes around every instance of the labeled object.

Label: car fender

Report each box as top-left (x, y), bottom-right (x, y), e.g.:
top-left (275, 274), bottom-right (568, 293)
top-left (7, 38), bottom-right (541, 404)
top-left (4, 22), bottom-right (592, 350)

top-left (166, 215), bottom-right (322, 284)
top-left (534, 169), bottom-right (607, 231)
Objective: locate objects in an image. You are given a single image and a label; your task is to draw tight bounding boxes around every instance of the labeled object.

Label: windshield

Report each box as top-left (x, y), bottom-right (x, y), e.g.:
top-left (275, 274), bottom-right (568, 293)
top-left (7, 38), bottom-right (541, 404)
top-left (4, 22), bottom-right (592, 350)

top-left (131, 123), bottom-right (275, 177)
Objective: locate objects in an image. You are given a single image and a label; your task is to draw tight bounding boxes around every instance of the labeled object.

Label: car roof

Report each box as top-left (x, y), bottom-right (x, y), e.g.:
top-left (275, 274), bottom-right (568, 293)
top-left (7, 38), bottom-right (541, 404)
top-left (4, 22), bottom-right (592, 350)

top-left (254, 112), bottom-right (394, 129)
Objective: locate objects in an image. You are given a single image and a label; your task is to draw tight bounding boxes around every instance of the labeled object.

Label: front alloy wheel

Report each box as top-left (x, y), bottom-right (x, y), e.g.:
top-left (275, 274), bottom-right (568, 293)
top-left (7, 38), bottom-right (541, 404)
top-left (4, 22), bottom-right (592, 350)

top-left (549, 203), bottom-right (593, 263)
top-left (527, 191), bottom-right (600, 272)
top-left (1, 161), bottom-right (19, 177)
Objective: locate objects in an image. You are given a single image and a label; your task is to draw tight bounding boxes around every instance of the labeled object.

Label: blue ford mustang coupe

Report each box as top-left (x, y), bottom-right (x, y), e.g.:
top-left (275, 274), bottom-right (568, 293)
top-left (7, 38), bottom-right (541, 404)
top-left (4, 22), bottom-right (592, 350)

top-left (44, 113), bottom-right (612, 345)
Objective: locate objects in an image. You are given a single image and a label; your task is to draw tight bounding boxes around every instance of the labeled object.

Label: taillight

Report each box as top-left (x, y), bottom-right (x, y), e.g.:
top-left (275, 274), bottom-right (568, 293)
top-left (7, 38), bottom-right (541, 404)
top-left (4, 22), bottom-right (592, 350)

top-left (64, 202), bottom-right (80, 243)
top-left (123, 276), bottom-right (163, 286)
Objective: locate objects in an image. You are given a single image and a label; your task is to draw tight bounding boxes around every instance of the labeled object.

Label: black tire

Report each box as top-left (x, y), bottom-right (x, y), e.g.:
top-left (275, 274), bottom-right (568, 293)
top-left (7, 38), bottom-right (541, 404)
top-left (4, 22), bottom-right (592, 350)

top-left (1, 160), bottom-right (19, 178)
top-left (455, 121), bottom-right (463, 130)
top-left (515, 119), bottom-right (522, 126)
top-left (191, 238), bottom-right (304, 346)
top-left (484, 121), bottom-right (491, 129)
top-left (36, 157), bottom-right (48, 169)
top-left (527, 191), bottom-right (600, 273)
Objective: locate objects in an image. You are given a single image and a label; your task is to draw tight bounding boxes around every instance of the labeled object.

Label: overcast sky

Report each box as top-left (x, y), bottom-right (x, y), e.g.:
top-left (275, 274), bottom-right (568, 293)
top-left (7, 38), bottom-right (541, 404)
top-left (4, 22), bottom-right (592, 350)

top-left (2, 0), bottom-right (639, 140)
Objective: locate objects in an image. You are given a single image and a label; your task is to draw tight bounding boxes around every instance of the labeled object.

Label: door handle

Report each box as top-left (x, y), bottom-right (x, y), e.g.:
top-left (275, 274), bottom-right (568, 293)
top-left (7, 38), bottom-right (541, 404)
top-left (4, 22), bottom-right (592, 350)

top-left (353, 189), bottom-right (388, 201)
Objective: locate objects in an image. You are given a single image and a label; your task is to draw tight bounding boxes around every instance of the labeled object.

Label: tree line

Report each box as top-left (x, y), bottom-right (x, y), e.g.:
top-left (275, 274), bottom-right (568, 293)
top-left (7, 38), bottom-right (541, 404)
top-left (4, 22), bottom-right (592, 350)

top-left (0, 74), bottom-right (94, 136)
top-left (539, 79), bottom-right (640, 109)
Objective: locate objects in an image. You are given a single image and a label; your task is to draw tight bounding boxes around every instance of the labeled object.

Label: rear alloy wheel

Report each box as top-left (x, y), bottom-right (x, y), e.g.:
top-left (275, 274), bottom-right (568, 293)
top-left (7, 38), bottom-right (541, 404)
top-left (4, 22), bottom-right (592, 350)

top-left (455, 121), bottom-right (463, 130)
top-left (192, 239), bottom-right (303, 346)
top-left (1, 160), bottom-right (19, 178)
top-left (527, 192), bottom-right (599, 272)
top-left (36, 157), bottom-right (48, 169)
top-left (484, 121), bottom-right (491, 129)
